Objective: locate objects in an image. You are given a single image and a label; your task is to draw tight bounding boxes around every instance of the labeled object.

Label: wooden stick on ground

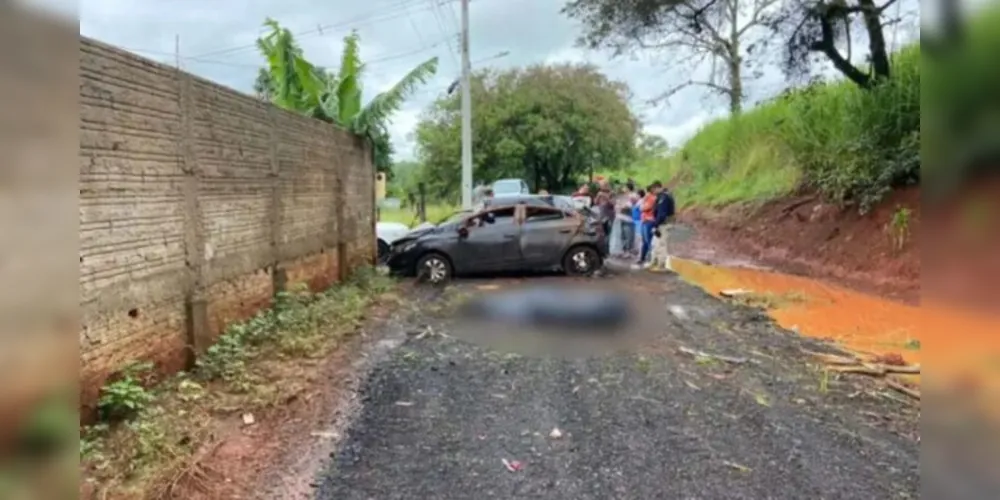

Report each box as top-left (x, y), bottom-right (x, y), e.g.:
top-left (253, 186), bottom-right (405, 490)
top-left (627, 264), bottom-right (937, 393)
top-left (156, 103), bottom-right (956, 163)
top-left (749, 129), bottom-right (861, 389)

top-left (828, 364), bottom-right (887, 376)
top-left (827, 363), bottom-right (920, 376)
top-left (884, 364), bottom-right (921, 374)
top-left (679, 346), bottom-right (751, 365)
top-left (885, 378), bottom-right (921, 400)
top-left (801, 349), bottom-right (861, 365)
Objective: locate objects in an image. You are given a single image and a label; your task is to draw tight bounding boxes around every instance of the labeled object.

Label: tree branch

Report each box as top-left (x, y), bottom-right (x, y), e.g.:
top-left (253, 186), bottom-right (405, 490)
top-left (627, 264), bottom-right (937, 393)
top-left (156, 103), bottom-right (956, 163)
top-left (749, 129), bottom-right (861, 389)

top-left (677, 2), bottom-right (729, 47)
top-left (811, 10), bottom-right (872, 88)
top-left (647, 78), bottom-right (731, 106)
top-left (737, 0), bottom-right (780, 38)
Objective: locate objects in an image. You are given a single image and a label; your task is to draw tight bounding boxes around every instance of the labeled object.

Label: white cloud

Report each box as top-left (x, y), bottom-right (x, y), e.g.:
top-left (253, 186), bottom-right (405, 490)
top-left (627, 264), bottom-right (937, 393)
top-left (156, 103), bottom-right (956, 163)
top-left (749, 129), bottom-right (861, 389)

top-left (644, 110), bottom-right (726, 150)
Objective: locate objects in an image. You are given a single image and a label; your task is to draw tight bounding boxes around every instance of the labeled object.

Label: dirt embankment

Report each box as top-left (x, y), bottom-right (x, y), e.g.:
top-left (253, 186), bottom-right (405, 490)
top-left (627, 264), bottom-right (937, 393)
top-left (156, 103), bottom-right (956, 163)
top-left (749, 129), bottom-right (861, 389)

top-left (675, 188), bottom-right (920, 303)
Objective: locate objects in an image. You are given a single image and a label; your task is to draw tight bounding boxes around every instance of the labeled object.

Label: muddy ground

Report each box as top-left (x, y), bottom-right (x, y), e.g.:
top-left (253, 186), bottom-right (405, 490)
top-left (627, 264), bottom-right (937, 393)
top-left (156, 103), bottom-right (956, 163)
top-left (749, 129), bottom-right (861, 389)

top-left (675, 188), bottom-right (920, 304)
top-left (265, 269), bottom-right (922, 500)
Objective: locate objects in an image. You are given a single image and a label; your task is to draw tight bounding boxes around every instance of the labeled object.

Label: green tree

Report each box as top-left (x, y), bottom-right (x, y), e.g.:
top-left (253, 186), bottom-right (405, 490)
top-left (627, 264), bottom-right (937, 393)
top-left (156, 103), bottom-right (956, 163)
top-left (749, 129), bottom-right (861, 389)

top-left (387, 159), bottom-right (422, 200)
top-left (637, 133), bottom-right (670, 159)
top-left (413, 64), bottom-right (639, 201)
top-left (255, 18), bottom-right (437, 173)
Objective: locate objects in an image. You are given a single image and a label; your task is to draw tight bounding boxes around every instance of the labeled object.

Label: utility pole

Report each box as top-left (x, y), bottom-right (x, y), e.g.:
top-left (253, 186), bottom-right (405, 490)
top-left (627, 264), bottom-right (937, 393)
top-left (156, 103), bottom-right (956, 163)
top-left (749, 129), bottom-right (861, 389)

top-left (460, 0), bottom-right (473, 209)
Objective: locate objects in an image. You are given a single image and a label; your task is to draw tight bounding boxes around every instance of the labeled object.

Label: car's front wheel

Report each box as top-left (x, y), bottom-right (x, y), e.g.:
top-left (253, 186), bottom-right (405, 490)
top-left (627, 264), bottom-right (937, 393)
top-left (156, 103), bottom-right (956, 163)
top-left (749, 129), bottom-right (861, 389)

top-left (416, 252), bottom-right (453, 284)
top-left (563, 245), bottom-right (600, 276)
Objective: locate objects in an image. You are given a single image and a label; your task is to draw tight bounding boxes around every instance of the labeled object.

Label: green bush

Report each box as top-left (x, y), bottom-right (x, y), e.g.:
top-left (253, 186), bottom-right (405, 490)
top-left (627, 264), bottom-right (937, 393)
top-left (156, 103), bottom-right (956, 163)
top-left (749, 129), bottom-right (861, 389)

top-left (97, 362), bottom-right (155, 421)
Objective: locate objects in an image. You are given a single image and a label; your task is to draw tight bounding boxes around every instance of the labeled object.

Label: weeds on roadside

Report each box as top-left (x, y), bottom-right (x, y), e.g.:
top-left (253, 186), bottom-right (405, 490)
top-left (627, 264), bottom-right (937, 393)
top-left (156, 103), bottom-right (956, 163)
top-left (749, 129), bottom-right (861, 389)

top-left (98, 362), bottom-right (156, 422)
top-left (80, 267), bottom-right (397, 498)
top-left (887, 206), bottom-right (912, 252)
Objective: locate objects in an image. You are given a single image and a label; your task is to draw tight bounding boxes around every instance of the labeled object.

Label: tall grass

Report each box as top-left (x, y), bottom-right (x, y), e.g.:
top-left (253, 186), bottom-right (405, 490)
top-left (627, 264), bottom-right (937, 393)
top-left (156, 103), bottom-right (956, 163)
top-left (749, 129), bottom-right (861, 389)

top-left (379, 203), bottom-right (459, 226)
top-left (634, 44), bottom-right (921, 213)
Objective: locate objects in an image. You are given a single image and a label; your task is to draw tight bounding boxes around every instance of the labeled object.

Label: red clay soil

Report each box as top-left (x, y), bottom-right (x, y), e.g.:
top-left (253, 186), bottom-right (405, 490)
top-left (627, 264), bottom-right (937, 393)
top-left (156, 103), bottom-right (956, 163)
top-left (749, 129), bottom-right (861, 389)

top-left (675, 187), bottom-right (921, 304)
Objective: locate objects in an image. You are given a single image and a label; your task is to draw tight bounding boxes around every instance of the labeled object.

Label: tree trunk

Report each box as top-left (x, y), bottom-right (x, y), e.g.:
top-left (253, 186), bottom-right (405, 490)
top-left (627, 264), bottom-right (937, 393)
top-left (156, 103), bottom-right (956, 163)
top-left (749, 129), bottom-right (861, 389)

top-left (858, 0), bottom-right (891, 82)
top-left (726, 0), bottom-right (743, 116)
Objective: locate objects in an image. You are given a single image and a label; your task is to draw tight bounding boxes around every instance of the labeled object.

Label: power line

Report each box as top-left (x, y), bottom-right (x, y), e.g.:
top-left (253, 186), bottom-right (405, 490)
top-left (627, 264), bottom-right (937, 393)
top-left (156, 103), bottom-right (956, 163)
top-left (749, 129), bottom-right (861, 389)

top-left (188, 0), bottom-right (442, 60)
top-left (404, 0), bottom-right (430, 48)
top-left (428, 0), bottom-right (460, 67)
top-left (125, 32), bottom-right (455, 73)
top-left (441, 0), bottom-right (462, 32)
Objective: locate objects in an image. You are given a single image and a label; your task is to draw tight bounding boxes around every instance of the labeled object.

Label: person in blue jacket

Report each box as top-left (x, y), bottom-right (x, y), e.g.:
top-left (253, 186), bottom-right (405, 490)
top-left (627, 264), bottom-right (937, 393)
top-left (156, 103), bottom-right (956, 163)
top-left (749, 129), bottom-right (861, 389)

top-left (631, 190), bottom-right (644, 257)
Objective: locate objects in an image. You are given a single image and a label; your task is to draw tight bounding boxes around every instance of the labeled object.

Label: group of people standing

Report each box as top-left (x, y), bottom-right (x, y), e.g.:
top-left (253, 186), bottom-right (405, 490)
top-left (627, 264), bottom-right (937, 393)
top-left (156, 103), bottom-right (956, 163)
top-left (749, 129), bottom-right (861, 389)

top-left (589, 178), bottom-right (675, 271)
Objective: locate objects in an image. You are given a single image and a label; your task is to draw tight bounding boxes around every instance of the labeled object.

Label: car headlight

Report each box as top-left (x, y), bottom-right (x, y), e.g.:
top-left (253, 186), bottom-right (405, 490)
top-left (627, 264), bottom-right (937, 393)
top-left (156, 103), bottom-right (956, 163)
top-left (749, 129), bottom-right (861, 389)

top-left (395, 241), bottom-right (418, 254)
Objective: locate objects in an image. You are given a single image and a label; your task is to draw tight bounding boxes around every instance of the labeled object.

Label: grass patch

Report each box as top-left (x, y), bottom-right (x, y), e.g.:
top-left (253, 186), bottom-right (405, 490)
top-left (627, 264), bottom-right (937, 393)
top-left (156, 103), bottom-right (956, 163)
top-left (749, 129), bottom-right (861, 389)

top-left (627, 45), bottom-right (920, 213)
top-left (79, 268), bottom-right (397, 499)
top-left (379, 203), bottom-right (459, 226)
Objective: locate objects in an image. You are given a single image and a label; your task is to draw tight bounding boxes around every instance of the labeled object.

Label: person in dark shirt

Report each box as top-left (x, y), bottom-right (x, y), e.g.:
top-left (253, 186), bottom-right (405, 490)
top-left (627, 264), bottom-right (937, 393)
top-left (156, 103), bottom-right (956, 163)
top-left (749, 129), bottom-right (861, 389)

top-left (649, 184), bottom-right (676, 271)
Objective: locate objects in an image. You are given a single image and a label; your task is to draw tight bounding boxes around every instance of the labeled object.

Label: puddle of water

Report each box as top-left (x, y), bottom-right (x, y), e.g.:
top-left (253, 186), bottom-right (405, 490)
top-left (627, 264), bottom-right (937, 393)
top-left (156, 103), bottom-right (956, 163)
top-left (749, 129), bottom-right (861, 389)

top-left (674, 258), bottom-right (921, 360)
top-left (673, 258), bottom-right (1000, 413)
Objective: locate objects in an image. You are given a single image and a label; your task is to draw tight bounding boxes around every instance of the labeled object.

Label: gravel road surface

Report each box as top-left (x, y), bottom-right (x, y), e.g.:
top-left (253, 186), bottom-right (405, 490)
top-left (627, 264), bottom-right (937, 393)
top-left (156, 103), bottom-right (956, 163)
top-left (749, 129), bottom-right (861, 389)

top-left (315, 271), bottom-right (919, 500)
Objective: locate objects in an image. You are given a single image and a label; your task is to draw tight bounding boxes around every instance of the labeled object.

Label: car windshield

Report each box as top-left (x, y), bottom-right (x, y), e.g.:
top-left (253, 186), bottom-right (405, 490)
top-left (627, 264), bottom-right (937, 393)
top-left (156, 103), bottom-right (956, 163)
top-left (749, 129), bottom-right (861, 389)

top-left (492, 180), bottom-right (522, 195)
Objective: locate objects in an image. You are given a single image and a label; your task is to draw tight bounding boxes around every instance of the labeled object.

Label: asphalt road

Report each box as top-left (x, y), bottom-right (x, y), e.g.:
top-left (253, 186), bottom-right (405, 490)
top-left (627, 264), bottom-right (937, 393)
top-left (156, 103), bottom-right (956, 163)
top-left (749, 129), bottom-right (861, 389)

top-left (316, 271), bottom-right (919, 500)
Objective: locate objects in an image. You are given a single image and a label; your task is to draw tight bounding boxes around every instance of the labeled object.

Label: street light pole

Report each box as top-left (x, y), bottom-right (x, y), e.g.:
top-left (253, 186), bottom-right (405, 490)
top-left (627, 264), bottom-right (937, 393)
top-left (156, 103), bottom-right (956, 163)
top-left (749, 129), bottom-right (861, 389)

top-left (460, 0), bottom-right (473, 209)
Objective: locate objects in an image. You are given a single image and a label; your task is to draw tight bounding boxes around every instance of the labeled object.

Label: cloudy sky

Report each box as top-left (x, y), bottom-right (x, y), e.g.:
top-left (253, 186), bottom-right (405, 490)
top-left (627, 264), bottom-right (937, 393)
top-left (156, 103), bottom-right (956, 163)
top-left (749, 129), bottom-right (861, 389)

top-left (75, 0), bottom-right (921, 160)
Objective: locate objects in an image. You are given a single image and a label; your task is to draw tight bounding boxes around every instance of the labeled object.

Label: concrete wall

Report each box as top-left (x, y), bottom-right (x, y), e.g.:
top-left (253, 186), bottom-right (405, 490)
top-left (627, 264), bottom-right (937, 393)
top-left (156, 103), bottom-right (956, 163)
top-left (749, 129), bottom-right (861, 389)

top-left (79, 38), bottom-right (375, 412)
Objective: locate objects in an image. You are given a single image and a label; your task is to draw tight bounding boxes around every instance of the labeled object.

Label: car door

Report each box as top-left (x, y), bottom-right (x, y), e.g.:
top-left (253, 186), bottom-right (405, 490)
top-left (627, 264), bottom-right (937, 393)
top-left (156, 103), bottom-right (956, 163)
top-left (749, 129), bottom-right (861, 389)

top-left (519, 206), bottom-right (579, 268)
top-left (455, 206), bottom-right (523, 272)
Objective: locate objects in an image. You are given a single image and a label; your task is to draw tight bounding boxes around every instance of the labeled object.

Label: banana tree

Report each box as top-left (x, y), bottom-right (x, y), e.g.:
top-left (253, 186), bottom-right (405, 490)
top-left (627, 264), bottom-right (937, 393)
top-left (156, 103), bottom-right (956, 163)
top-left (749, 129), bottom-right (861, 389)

top-left (256, 18), bottom-right (438, 172)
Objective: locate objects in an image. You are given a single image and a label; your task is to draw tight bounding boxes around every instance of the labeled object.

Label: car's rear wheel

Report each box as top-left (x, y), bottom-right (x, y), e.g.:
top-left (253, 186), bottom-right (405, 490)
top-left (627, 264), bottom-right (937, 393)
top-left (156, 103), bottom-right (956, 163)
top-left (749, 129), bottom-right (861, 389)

top-left (563, 245), bottom-right (600, 276)
top-left (416, 253), bottom-right (453, 284)
top-left (377, 239), bottom-right (390, 264)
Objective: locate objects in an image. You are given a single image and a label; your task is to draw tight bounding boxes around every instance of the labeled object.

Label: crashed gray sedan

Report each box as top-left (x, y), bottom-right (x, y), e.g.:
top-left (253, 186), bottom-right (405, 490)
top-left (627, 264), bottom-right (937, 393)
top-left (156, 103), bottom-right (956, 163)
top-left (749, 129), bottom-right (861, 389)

top-left (386, 199), bottom-right (607, 283)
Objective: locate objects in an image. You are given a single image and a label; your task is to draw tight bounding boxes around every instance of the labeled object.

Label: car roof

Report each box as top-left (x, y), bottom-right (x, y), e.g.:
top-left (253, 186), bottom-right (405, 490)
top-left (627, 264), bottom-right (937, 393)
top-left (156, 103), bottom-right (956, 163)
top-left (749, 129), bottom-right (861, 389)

top-left (486, 194), bottom-right (552, 205)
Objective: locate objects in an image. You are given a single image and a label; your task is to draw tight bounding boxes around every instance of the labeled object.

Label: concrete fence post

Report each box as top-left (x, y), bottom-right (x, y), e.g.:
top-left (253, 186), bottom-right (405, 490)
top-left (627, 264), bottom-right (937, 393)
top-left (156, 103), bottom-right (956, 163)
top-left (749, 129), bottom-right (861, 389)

top-left (368, 142), bottom-right (378, 265)
top-left (335, 146), bottom-right (348, 281)
top-left (267, 106), bottom-right (287, 293)
top-left (177, 71), bottom-right (210, 359)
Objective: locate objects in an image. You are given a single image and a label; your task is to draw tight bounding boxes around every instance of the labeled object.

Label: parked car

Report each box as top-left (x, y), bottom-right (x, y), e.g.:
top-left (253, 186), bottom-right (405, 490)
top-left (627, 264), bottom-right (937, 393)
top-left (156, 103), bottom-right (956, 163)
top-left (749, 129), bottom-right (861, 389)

top-left (386, 201), bottom-right (607, 284)
top-left (491, 178), bottom-right (530, 196)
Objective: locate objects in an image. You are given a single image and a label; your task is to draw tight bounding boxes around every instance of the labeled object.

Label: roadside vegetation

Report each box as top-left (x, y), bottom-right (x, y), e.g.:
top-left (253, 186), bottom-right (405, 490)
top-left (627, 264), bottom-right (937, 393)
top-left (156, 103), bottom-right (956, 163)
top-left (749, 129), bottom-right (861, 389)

top-left (630, 44), bottom-right (919, 213)
top-left (254, 18), bottom-right (437, 179)
top-left (406, 64), bottom-right (640, 202)
top-left (379, 203), bottom-right (457, 226)
top-left (78, 269), bottom-right (396, 499)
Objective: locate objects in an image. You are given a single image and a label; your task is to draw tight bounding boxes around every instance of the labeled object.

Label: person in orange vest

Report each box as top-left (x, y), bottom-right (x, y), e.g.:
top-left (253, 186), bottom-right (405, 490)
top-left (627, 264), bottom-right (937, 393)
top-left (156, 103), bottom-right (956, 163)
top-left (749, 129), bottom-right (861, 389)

top-left (634, 182), bottom-right (661, 269)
